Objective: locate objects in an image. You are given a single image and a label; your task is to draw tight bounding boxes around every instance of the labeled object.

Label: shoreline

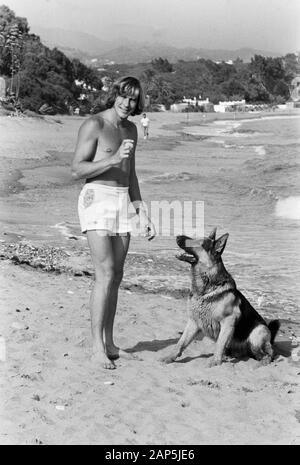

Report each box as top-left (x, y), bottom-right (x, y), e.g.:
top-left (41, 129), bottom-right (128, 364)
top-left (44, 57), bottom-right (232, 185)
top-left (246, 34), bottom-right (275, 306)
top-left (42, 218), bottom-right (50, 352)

top-left (0, 240), bottom-right (190, 299)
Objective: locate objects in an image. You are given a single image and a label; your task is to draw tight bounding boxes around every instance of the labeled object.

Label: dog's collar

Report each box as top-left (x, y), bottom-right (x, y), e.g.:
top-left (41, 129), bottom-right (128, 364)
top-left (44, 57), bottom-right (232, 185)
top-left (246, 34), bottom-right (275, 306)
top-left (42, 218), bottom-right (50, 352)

top-left (191, 269), bottom-right (235, 296)
top-left (203, 283), bottom-right (235, 299)
top-left (191, 283), bottom-right (235, 301)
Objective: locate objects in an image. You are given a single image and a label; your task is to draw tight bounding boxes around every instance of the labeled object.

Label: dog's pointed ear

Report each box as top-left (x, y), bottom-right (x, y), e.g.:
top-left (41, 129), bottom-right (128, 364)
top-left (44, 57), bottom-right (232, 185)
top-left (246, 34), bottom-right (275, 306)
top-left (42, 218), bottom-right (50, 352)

top-left (208, 227), bottom-right (217, 241)
top-left (214, 233), bottom-right (229, 255)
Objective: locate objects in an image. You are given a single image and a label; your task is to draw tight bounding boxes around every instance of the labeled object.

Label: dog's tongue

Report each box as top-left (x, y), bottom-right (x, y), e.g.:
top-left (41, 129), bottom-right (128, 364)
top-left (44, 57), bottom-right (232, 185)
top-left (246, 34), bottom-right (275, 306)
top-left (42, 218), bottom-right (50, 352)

top-left (175, 252), bottom-right (185, 259)
top-left (175, 252), bottom-right (195, 262)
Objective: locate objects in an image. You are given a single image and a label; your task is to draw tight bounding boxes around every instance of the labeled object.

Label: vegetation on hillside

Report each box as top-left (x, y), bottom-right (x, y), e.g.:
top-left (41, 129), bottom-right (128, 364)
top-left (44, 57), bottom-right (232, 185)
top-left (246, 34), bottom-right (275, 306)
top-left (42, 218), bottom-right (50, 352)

top-left (0, 5), bottom-right (102, 113)
top-left (0, 5), bottom-right (299, 114)
top-left (103, 54), bottom-right (299, 109)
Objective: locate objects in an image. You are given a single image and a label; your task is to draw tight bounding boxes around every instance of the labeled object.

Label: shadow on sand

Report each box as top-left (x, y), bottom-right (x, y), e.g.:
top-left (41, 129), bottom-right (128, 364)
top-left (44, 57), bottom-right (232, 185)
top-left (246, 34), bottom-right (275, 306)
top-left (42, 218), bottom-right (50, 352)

top-left (125, 337), bottom-right (178, 354)
top-left (124, 336), bottom-right (293, 365)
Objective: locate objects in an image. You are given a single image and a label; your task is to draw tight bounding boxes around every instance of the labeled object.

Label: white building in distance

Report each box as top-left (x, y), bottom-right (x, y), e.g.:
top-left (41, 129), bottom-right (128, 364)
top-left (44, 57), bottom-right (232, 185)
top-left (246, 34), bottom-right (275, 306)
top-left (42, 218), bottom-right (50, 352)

top-left (214, 99), bottom-right (246, 112)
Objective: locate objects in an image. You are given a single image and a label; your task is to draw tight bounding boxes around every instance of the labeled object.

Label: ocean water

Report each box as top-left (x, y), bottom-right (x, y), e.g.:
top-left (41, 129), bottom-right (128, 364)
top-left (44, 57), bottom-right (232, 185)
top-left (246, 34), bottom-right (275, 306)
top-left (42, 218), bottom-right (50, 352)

top-left (137, 114), bottom-right (300, 318)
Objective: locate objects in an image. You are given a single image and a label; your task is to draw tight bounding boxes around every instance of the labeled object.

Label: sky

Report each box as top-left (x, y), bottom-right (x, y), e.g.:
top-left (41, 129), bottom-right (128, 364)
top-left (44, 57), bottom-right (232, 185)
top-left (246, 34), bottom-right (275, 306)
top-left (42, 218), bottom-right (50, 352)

top-left (2, 0), bottom-right (300, 53)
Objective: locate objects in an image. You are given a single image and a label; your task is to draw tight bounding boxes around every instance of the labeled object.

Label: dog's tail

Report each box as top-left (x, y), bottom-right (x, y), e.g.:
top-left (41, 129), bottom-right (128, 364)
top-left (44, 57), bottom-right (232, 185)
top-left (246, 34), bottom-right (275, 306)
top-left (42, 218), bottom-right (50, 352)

top-left (268, 319), bottom-right (280, 344)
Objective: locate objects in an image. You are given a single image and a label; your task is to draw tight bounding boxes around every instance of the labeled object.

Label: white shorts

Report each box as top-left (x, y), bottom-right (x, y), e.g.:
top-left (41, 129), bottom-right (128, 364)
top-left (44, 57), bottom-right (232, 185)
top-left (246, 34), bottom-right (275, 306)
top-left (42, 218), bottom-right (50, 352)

top-left (78, 183), bottom-right (133, 234)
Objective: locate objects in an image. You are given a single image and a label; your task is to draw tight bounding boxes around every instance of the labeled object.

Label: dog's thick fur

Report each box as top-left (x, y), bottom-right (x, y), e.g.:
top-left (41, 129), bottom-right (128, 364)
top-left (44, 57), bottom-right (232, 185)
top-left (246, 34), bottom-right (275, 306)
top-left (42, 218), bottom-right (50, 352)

top-left (162, 228), bottom-right (280, 366)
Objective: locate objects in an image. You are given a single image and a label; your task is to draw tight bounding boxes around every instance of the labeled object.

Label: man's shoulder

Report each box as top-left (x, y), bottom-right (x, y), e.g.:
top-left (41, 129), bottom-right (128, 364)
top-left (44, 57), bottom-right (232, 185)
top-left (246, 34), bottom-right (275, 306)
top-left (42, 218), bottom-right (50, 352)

top-left (80, 115), bottom-right (104, 134)
top-left (88, 114), bottom-right (105, 128)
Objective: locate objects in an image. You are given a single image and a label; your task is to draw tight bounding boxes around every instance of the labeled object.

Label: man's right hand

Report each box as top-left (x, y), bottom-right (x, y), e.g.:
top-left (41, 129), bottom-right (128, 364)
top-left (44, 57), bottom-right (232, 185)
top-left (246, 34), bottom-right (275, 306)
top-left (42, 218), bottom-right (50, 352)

top-left (112, 139), bottom-right (134, 165)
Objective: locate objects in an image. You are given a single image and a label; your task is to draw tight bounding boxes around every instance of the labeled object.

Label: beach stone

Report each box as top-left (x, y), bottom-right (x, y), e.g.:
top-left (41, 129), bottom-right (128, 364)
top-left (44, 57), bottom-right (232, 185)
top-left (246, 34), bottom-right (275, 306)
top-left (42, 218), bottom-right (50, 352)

top-left (291, 348), bottom-right (300, 362)
top-left (55, 405), bottom-right (65, 411)
top-left (181, 401), bottom-right (190, 408)
top-left (33, 438), bottom-right (44, 445)
top-left (11, 322), bottom-right (29, 330)
top-left (0, 337), bottom-right (6, 362)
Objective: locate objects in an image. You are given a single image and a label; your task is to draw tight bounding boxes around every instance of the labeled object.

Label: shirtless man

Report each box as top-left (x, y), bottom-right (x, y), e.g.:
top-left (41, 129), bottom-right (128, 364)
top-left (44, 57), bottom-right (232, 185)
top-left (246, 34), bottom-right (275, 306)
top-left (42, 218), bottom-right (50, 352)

top-left (72, 76), bottom-right (156, 369)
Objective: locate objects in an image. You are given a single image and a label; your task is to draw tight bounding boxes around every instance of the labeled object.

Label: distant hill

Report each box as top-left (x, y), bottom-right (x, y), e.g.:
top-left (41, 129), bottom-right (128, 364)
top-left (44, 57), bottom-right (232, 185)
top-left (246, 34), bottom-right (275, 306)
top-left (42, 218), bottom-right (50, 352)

top-left (95, 45), bottom-right (281, 65)
top-left (32, 26), bottom-right (111, 55)
top-left (32, 26), bottom-right (281, 65)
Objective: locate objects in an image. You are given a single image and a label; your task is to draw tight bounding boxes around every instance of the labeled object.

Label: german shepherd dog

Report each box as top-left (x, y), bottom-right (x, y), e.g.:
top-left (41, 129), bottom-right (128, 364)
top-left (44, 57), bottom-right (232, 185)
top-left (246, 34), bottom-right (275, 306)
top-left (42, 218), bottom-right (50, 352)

top-left (162, 228), bottom-right (280, 366)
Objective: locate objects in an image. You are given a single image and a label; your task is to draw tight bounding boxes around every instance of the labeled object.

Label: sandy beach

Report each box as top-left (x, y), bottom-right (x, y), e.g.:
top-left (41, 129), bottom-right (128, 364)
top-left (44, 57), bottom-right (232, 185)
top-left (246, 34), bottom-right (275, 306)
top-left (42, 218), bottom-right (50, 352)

top-left (1, 110), bottom-right (300, 445)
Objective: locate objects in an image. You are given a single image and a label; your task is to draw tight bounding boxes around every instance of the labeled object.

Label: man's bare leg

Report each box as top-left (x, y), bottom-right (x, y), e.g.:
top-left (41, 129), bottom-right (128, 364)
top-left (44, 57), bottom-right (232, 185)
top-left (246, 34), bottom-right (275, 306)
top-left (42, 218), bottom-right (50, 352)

top-left (105, 233), bottom-right (131, 360)
top-left (87, 230), bottom-right (116, 369)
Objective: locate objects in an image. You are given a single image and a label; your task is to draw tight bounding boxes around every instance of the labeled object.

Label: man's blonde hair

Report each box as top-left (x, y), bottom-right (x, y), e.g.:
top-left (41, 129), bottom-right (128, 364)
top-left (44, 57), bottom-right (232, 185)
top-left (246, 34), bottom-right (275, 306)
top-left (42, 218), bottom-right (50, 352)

top-left (105, 76), bottom-right (145, 116)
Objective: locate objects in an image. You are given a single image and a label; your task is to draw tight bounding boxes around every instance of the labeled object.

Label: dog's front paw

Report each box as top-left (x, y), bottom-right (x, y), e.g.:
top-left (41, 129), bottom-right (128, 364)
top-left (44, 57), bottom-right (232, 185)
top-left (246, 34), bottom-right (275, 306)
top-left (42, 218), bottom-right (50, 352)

top-left (208, 357), bottom-right (222, 368)
top-left (160, 354), bottom-right (176, 364)
top-left (258, 355), bottom-right (272, 366)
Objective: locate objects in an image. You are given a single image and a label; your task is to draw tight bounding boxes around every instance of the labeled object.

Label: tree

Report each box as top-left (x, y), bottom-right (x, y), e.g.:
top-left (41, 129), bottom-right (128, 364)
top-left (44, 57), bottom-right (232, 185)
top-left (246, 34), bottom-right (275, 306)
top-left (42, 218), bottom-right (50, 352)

top-left (140, 68), bottom-right (156, 96)
top-left (151, 57), bottom-right (173, 73)
top-left (4, 23), bottom-right (24, 95)
top-left (0, 5), bottom-right (29, 75)
top-left (220, 78), bottom-right (245, 100)
top-left (144, 74), bottom-right (175, 108)
top-left (283, 53), bottom-right (300, 85)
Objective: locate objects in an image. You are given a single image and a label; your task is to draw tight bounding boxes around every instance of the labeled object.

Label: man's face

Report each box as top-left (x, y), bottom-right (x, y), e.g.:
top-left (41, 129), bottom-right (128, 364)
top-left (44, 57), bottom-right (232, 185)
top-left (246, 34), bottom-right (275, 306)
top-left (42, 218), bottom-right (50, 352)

top-left (114, 92), bottom-right (138, 119)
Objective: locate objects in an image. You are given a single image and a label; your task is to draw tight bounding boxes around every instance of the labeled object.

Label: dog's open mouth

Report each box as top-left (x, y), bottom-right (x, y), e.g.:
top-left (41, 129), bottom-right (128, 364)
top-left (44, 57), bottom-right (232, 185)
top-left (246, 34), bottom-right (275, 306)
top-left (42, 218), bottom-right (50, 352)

top-left (175, 251), bottom-right (197, 264)
top-left (175, 251), bottom-right (192, 259)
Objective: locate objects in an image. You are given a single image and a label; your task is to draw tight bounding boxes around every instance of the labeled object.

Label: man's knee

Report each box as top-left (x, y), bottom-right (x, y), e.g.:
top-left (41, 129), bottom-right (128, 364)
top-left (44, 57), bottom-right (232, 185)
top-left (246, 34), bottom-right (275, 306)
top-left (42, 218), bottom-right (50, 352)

top-left (94, 263), bottom-right (114, 285)
top-left (94, 266), bottom-right (123, 287)
top-left (112, 268), bottom-right (124, 286)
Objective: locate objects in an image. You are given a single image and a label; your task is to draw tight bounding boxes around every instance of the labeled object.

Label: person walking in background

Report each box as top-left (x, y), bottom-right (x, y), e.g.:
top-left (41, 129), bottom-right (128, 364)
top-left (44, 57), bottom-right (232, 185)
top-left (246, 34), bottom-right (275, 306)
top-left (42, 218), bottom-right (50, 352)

top-left (71, 76), bottom-right (156, 369)
top-left (140, 112), bottom-right (150, 139)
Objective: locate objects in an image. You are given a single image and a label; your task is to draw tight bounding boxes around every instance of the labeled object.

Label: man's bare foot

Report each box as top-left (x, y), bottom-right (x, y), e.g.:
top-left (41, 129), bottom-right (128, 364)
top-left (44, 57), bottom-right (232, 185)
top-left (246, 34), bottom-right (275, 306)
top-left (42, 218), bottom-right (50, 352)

top-left (106, 345), bottom-right (134, 360)
top-left (91, 351), bottom-right (116, 369)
